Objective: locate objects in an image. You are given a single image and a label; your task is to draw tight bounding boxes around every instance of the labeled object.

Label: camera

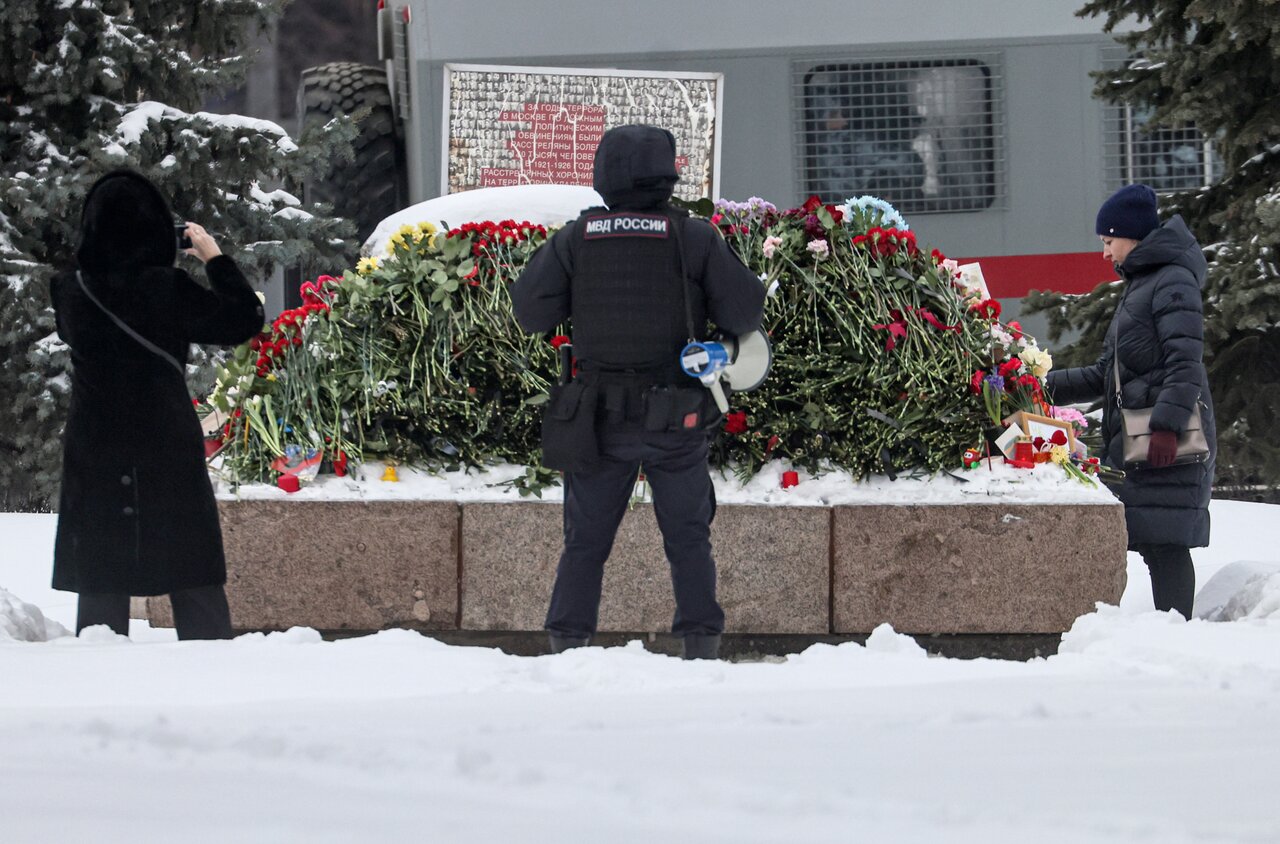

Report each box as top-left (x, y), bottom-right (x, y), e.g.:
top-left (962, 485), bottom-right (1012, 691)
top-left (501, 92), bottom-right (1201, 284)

top-left (175, 223), bottom-right (193, 250)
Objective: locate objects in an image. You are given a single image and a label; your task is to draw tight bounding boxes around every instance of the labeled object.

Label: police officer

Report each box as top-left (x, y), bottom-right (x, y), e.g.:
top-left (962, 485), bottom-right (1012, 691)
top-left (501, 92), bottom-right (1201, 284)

top-left (511, 124), bottom-right (765, 660)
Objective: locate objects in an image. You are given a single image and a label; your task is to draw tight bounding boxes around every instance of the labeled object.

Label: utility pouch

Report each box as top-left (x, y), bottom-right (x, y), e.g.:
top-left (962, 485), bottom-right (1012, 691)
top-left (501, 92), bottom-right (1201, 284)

top-left (643, 386), bottom-right (718, 433)
top-left (540, 380), bottom-right (600, 472)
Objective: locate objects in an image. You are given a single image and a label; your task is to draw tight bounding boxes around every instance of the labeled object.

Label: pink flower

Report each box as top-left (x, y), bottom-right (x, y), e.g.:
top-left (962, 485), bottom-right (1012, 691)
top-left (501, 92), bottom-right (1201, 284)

top-left (806, 239), bottom-right (829, 259)
top-left (1050, 405), bottom-right (1089, 428)
top-left (762, 235), bottom-right (783, 258)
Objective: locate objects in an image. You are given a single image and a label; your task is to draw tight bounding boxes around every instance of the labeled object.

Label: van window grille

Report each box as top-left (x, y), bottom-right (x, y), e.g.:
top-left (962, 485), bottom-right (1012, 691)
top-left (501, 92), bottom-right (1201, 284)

top-left (1101, 54), bottom-right (1220, 193)
top-left (794, 56), bottom-right (1003, 213)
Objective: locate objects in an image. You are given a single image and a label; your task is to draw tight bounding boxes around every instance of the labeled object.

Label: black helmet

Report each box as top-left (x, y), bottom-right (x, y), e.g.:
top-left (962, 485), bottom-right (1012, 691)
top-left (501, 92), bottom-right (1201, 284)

top-left (592, 124), bottom-right (679, 210)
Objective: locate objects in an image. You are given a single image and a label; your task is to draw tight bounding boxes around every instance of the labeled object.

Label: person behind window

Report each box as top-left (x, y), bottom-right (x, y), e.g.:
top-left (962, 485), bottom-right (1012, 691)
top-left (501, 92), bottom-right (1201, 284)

top-left (50, 169), bottom-right (264, 639)
top-left (1048, 184), bottom-right (1216, 619)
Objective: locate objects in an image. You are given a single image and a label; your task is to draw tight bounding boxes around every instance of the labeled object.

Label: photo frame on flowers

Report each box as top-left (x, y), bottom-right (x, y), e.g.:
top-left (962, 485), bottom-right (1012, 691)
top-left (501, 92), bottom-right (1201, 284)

top-left (955, 262), bottom-right (990, 301)
top-left (1008, 411), bottom-right (1077, 455)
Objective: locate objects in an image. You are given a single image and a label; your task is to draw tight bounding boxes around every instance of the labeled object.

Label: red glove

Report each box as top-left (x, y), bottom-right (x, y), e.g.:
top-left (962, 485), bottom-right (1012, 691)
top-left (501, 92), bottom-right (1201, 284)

top-left (1148, 430), bottom-right (1179, 468)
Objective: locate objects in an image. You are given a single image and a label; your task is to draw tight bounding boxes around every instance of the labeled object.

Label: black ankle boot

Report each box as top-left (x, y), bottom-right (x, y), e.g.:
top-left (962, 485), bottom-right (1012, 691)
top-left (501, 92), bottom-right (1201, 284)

top-left (681, 633), bottom-right (721, 660)
top-left (548, 634), bottom-right (589, 654)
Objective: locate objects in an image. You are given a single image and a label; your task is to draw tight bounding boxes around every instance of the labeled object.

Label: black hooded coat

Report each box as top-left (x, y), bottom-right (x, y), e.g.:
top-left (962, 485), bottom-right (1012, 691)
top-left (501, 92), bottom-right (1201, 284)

top-left (1048, 215), bottom-right (1216, 548)
top-left (51, 170), bottom-right (264, 595)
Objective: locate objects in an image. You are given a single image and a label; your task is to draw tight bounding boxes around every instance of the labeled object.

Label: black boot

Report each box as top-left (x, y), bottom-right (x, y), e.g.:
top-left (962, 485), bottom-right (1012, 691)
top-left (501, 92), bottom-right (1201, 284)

top-left (682, 633), bottom-right (721, 660)
top-left (548, 633), bottom-right (589, 654)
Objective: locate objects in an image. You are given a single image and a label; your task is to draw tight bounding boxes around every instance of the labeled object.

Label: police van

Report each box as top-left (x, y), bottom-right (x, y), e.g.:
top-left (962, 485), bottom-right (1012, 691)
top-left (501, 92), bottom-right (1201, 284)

top-left (300, 0), bottom-right (1217, 330)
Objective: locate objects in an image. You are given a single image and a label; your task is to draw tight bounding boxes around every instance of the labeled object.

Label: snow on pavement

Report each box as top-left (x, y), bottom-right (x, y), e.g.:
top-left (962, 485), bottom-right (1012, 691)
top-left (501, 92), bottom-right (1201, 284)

top-left (3, 500), bottom-right (1280, 842)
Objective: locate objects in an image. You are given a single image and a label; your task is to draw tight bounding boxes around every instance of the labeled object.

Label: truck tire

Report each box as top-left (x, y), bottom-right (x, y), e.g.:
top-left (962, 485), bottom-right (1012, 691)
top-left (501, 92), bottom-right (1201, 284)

top-left (298, 62), bottom-right (406, 248)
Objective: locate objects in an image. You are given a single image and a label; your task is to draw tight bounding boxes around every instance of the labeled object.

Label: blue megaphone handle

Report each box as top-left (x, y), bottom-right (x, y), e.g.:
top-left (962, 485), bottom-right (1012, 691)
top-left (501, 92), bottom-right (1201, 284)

top-left (679, 341), bottom-right (730, 379)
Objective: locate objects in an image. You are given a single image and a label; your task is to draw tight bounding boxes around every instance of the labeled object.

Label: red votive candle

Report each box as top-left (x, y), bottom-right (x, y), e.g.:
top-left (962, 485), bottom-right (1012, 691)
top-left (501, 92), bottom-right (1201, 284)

top-left (781, 470), bottom-right (799, 489)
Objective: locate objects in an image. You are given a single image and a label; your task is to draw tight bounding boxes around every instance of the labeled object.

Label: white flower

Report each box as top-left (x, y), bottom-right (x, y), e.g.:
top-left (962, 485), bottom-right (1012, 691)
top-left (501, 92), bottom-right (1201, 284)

top-left (806, 239), bottom-right (829, 259)
top-left (1019, 346), bottom-right (1054, 378)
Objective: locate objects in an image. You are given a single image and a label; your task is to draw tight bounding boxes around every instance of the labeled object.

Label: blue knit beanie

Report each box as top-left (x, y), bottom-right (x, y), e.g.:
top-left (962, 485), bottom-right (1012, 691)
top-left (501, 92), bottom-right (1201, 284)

top-left (1096, 184), bottom-right (1160, 240)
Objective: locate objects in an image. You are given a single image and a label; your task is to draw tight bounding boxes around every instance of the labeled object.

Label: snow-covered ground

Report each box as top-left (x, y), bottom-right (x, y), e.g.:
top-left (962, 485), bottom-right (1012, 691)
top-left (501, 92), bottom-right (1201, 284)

top-left (4, 498), bottom-right (1280, 843)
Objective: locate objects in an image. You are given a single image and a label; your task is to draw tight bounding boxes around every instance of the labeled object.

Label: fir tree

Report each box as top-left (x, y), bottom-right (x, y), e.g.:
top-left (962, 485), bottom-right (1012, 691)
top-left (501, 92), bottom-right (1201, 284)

top-left (1026, 0), bottom-right (1280, 486)
top-left (0, 0), bottom-right (358, 509)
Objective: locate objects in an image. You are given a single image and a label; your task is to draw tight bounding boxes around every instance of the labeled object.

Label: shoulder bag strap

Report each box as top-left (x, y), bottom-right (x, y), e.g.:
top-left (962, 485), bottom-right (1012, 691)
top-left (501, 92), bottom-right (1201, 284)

top-left (666, 212), bottom-right (698, 343)
top-left (76, 270), bottom-right (186, 377)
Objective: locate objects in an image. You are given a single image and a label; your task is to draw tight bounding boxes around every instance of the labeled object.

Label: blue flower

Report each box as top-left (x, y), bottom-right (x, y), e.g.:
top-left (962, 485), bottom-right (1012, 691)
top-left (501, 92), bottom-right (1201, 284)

top-left (984, 373), bottom-right (1005, 392)
top-left (841, 195), bottom-right (909, 231)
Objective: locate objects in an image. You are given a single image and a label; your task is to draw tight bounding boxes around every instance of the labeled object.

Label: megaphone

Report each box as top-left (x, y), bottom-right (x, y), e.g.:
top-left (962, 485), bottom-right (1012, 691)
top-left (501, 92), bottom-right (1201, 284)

top-left (679, 328), bottom-right (773, 413)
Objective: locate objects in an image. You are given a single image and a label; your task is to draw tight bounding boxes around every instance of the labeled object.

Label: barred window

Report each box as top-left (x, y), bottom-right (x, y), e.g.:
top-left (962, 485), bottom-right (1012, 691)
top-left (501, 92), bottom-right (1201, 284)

top-left (1101, 53), bottom-right (1220, 193)
top-left (796, 58), bottom-right (1002, 214)
top-left (1111, 103), bottom-right (1220, 193)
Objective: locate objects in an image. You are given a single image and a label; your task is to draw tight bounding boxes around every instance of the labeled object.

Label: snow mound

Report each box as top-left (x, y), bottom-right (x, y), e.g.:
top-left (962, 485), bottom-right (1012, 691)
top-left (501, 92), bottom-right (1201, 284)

top-left (1195, 560), bottom-right (1280, 621)
top-left (364, 184), bottom-right (603, 255)
top-left (0, 587), bottom-right (69, 642)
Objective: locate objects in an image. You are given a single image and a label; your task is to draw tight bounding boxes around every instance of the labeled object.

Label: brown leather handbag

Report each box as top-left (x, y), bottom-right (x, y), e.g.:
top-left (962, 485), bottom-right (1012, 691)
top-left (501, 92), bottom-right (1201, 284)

top-left (1114, 356), bottom-right (1210, 469)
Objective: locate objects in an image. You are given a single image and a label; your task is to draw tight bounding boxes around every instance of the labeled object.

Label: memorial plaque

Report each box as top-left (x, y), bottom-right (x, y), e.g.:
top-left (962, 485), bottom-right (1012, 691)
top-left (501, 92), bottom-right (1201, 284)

top-left (442, 63), bottom-right (722, 199)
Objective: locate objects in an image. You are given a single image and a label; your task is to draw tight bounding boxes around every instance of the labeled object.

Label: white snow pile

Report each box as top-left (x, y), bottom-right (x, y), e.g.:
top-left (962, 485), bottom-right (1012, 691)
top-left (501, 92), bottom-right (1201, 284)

top-left (0, 587), bottom-right (68, 642)
top-left (214, 457), bottom-right (1118, 506)
top-left (1194, 560), bottom-right (1280, 621)
top-left (364, 184), bottom-right (603, 255)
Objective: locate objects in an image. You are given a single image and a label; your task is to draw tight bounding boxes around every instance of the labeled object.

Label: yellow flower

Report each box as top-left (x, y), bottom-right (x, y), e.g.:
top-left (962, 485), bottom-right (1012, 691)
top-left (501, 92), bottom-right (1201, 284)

top-left (416, 221), bottom-right (437, 237)
top-left (356, 256), bottom-right (380, 275)
top-left (1050, 444), bottom-right (1069, 465)
top-left (395, 223), bottom-right (425, 243)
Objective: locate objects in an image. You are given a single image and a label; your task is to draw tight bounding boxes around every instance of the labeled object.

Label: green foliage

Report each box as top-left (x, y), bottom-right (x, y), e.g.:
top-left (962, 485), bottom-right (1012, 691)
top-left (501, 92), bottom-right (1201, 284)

top-left (0, 0), bottom-right (358, 509)
top-left (212, 198), bottom-right (1055, 489)
top-left (1031, 0), bottom-right (1280, 484)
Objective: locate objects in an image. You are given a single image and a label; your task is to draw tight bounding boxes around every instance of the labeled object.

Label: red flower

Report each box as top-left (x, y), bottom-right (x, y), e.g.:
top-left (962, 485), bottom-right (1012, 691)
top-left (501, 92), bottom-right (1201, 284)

top-left (550, 335), bottom-right (571, 350)
top-left (970, 369), bottom-right (987, 395)
top-left (802, 195), bottom-right (824, 213)
top-left (723, 411), bottom-right (748, 435)
top-left (998, 358), bottom-right (1023, 378)
top-left (1007, 320), bottom-right (1024, 341)
top-left (969, 298), bottom-right (1002, 320)
top-left (931, 248), bottom-right (947, 264)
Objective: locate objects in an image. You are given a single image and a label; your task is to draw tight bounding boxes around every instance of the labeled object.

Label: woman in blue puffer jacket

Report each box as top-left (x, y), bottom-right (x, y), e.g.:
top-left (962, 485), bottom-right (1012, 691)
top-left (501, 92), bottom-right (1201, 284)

top-left (1048, 184), bottom-right (1216, 619)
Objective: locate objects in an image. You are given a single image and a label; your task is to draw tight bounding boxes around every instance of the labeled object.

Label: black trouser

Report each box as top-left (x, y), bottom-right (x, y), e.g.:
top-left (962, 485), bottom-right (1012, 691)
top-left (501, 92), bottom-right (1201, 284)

top-left (1134, 544), bottom-right (1196, 620)
top-left (545, 425), bottom-right (724, 639)
top-left (76, 585), bottom-right (235, 640)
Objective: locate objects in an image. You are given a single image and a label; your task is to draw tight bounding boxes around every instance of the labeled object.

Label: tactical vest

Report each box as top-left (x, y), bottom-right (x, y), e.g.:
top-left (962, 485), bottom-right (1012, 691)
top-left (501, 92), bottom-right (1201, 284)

top-left (568, 207), bottom-right (705, 384)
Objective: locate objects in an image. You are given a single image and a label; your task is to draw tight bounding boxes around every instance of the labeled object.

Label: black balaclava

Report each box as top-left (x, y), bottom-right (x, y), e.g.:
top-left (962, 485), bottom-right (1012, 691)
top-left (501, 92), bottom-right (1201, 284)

top-left (592, 125), bottom-right (679, 210)
top-left (76, 169), bottom-right (177, 274)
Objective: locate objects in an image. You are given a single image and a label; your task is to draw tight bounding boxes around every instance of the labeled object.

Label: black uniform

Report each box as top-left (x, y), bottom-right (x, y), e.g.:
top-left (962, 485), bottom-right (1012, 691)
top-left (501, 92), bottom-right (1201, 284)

top-left (510, 125), bottom-right (764, 657)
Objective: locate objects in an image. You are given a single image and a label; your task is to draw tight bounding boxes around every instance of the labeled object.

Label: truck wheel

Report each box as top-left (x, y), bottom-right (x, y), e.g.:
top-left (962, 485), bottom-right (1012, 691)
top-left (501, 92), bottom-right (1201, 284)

top-left (298, 62), bottom-right (406, 247)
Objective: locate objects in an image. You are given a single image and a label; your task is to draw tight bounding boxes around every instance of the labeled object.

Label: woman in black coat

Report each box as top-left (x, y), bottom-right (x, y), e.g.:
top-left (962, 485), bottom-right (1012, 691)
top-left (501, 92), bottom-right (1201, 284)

top-left (51, 170), bottom-right (264, 638)
top-left (1048, 184), bottom-right (1216, 619)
